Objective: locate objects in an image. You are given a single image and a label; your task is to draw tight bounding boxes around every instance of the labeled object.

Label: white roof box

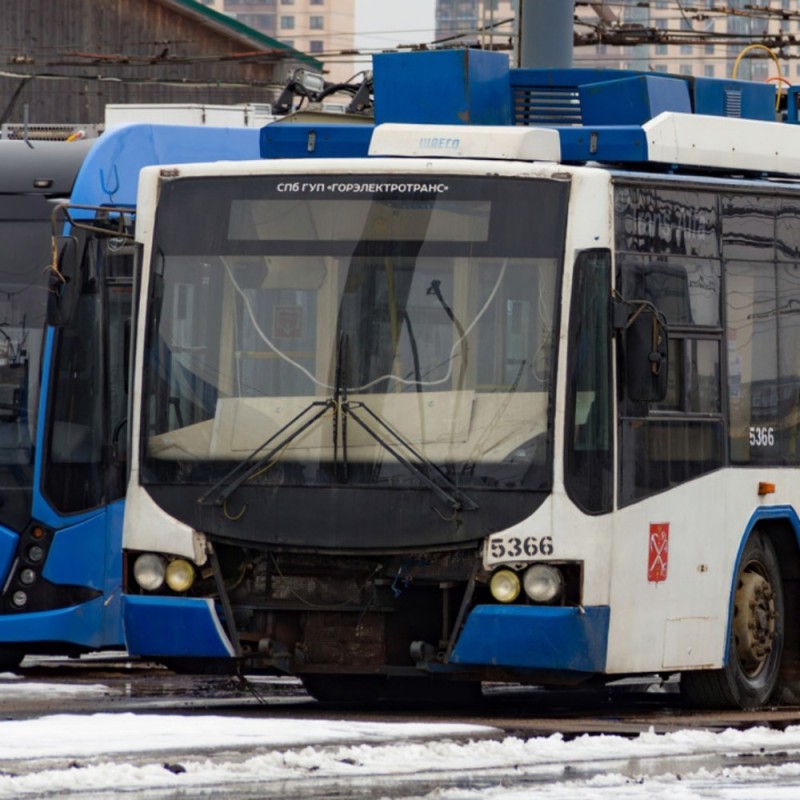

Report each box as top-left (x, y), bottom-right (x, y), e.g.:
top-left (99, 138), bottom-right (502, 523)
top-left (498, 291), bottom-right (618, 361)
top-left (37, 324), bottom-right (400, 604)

top-left (369, 123), bottom-right (561, 162)
top-left (644, 111), bottom-right (800, 175)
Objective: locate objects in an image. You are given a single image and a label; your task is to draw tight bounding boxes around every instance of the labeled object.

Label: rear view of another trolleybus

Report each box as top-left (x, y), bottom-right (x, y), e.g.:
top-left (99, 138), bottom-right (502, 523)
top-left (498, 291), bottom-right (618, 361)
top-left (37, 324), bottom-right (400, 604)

top-left (122, 60), bottom-right (800, 709)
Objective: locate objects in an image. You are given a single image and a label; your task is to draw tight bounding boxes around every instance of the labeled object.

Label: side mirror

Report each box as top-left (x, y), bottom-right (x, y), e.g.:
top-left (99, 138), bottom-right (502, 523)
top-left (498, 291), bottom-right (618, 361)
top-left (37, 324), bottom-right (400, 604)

top-left (46, 236), bottom-right (80, 327)
top-left (619, 302), bottom-right (669, 403)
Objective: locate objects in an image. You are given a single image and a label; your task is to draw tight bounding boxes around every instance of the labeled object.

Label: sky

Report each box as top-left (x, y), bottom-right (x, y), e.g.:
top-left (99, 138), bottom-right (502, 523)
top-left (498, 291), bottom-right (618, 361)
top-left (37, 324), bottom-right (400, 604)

top-left (355, 1), bottom-right (436, 52)
top-left (3, 675), bottom-right (800, 798)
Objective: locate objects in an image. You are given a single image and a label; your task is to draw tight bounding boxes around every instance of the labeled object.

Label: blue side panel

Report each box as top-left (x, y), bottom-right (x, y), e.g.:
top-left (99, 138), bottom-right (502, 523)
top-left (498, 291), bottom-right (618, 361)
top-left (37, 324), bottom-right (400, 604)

top-left (788, 87), bottom-right (800, 124)
top-left (557, 126), bottom-right (649, 163)
top-left (123, 596), bottom-right (234, 658)
top-left (68, 124), bottom-right (262, 211)
top-left (579, 75), bottom-right (691, 125)
top-left (450, 605), bottom-right (610, 673)
top-left (693, 77), bottom-right (776, 121)
top-left (512, 67), bottom-right (651, 89)
top-left (103, 499), bottom-right (125, 647)
top-left (260, 124), bottom-right (373, 159)
top-left (42, 515), bottom-right (109, 588)
top-left (0, 526), bottom-right (17, 586)
top-left (374, 50), bottom-right (511, 126)
top-left (0, 596), bottom-right (106, 647)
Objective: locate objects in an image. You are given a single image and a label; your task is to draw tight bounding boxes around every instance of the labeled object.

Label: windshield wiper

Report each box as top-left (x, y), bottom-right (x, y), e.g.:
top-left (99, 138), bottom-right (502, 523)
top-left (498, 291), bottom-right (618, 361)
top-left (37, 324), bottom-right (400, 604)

top-left (197, 399), bottom-right (333, 508)
top-left (333, 330), bottom-right (349, 481)
top-left (342, 399), bottom-right (479, 512)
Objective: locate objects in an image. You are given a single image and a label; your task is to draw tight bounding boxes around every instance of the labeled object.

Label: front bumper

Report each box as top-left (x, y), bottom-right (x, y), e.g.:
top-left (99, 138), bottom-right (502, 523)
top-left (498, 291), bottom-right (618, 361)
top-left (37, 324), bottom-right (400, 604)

top-left (122, 595), bottom-right (610, 676)
top-left (449, 604), bottom-right (610, 673)
top-left (123, 595), bottom-right (234, 658)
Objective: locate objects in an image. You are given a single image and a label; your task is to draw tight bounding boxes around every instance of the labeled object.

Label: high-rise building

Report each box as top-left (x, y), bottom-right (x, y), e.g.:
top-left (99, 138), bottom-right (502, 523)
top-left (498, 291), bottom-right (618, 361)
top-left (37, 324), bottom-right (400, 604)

top-left (434, 1), bottom-right (798, 81)
top-left (199, 0), bottom-right (355, 83)
top-left (571, 1), bottom-right (798, 81)
top-left (435, 0), bottom-right (515, 50)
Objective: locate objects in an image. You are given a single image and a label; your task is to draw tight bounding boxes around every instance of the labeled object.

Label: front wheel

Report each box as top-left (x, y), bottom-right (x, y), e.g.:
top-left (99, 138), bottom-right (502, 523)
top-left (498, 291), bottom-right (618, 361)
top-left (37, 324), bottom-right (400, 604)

top-left (682, 532), bottom-right (784, 709)
top-left (302, 674), bottom-right (483, 705)
top-left (0, 648), bottom-right (24, 673)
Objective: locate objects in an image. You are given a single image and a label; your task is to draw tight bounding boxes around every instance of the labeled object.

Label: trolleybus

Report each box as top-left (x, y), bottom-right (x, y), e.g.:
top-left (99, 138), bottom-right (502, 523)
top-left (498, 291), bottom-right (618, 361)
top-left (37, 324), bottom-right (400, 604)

top-left (0, 123), bottom-right (264, 667)
top-left (121, 58), bottom-right (800, 709)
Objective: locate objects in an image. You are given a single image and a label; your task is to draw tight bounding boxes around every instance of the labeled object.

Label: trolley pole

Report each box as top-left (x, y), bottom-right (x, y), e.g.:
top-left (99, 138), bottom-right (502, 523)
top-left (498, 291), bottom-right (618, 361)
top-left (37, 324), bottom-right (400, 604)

top-left (517, 0), bottom-right (574, 69)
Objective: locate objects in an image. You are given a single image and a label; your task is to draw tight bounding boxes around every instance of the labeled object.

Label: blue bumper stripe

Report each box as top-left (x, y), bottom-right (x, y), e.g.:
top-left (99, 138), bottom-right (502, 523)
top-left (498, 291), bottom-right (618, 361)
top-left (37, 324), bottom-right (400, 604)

top-left (123, 596), bottom-right (235, 658)
top-left (0, 595), bottom-right (108, 648)
top-left (450, 605), bottom-right (610, 673)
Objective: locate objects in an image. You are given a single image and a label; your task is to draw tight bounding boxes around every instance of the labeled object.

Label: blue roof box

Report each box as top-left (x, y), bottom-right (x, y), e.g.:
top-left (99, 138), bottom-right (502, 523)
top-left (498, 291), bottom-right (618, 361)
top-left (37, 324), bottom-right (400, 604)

top-left (691, 76), bottom-right (776, 121)
top-left (260, 123), bottom-right (373, 159)
top-left (579, 75), bottom-right (691, 125)
top-left (373, 49), bottom-right (511, 126)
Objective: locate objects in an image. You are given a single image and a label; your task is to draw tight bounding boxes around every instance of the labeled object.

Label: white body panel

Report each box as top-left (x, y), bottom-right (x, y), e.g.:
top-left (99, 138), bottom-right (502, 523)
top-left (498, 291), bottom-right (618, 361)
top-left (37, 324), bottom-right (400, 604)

top-left (644, 111), bottom-right (800, 174)
top-left (104, 103), bottom-right (275, 130)
top-left (126, 151), bottom-right (796, 678)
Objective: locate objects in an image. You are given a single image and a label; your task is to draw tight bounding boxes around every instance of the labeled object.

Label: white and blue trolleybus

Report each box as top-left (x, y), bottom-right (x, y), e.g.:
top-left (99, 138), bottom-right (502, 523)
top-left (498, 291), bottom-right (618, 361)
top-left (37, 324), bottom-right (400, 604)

top-left (121, 53), bottom-right (800, 708)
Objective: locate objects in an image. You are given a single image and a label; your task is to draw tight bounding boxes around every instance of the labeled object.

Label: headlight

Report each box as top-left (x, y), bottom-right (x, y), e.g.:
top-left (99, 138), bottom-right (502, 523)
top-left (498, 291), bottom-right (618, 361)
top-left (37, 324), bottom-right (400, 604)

top-left (489, 569), bottom-right (521, 603)
top-left (18, 569), bottom-right (36, 586)
top-left (523, 564), bottom-right (564, 604)
top-left (133, 553), bottom-right (166, 591)
top-left (165, 559), bottom-right (196, 593)
top-left (27, 545), bottom-right (45, 563)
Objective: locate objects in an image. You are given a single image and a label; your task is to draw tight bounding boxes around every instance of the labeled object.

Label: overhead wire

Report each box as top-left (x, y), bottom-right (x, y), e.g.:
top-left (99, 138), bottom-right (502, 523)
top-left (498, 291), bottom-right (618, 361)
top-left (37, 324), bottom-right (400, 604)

top-left (0, 2), bottom-right (798, 92)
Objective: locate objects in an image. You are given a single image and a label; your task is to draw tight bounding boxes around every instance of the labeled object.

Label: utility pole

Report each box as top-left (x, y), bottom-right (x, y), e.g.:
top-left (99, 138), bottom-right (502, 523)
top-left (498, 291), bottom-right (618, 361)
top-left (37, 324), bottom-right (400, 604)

top-left (517, 0), bottom-right (574, 69)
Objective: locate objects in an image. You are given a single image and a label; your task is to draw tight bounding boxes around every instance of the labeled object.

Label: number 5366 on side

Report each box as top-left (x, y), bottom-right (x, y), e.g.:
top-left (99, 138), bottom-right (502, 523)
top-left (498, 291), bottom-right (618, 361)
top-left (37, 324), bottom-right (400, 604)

top-left (486, 534), bottom-right (554, 565)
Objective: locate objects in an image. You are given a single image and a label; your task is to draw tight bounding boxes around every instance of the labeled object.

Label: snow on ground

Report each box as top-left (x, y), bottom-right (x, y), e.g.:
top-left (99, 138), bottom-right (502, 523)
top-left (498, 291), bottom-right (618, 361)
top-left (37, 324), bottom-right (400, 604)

top-left (1, 713), bottom-right (800, 798)
top-left (1, 676), bottom-right (800, 798)
top-left (0, 671), bottom-right (108, 696)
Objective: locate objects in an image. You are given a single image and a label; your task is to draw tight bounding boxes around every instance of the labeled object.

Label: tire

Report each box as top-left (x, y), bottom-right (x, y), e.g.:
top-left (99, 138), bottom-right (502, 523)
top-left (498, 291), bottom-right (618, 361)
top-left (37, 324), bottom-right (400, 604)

top-left (0, 648), bottom-right (24, 673)
top-left (161, 657), bottom-right (236, 676)
top-left (301, 674), bottom-right (387, 703)
top-left (302, 674), bottom-right (483, 705)
top-left (681, 532), bottom-right (784, 710)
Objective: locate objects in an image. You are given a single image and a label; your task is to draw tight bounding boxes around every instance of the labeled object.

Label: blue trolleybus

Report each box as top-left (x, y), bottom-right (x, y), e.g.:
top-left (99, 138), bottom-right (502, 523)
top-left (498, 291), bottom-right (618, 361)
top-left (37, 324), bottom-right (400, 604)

top-left (0, 123), bottom-right (263, 667)
top-left (120, 52), bottom-right (800, 709)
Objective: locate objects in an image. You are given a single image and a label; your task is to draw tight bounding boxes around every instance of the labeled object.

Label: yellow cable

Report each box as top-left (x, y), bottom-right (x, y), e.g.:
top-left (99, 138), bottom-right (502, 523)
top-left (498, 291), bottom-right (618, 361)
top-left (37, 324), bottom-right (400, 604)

top-left (732, 44), bottom-right (783, 111)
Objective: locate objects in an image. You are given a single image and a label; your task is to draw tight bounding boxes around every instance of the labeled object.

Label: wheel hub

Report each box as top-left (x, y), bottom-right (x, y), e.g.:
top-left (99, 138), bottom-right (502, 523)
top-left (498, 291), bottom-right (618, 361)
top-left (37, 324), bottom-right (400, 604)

top-left (733, 569), bottom-right (777, 677)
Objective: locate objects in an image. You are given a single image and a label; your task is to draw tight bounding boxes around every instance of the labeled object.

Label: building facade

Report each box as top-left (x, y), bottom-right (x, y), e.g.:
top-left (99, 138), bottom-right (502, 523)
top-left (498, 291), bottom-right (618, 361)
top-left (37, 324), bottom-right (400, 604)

top-left (435, 0), bottom-right (515, 50)
top-left (199, 0), bottom-right (356, 82)
top-left (0, 0), bottom-right (316, 128)
top-left (573, 0), bottom-right (800, 82)
top-left (433, 1), bottom-right (800, 82)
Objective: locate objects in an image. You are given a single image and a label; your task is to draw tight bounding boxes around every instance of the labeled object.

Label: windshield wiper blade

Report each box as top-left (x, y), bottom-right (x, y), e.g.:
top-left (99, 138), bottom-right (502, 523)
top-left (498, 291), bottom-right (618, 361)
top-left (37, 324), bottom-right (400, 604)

top-left (198, 399), bottom-right (333, 507)
top-left (333, 330), bottom-right (349, 481)
top-left (343, 400), bottom-right (479, 512)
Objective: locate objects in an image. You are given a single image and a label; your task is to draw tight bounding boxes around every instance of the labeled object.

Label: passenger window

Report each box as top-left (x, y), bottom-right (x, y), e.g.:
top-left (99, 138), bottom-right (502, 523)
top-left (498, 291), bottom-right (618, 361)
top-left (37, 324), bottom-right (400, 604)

top-left (618, 256), bottom-right (724, 507)
top-left (726, 260), bottom-right (792, 464)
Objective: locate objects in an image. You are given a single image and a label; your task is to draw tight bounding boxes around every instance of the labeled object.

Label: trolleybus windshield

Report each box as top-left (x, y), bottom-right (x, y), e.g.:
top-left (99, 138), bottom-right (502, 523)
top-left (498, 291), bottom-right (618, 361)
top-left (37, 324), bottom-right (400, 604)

top-left (141, 174), bottom-right (569, 498)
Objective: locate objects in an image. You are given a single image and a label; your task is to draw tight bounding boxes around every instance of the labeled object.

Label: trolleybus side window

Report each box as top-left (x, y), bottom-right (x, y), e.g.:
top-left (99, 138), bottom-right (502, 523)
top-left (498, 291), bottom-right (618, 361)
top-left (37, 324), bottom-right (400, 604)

top-left (776, 207), bottom-right (800, 463)
top-left (615, 182), bottom-right (725, 506)
top-left (726, 259), bottom-right (800, 465)
top-left (723, 193), bottom-right (800, 465)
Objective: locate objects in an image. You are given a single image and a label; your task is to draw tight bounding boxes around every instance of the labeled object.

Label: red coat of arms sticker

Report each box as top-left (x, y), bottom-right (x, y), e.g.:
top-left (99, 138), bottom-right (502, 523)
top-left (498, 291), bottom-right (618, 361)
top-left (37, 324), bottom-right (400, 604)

top-left (648, 523), bottom-right (669, 583)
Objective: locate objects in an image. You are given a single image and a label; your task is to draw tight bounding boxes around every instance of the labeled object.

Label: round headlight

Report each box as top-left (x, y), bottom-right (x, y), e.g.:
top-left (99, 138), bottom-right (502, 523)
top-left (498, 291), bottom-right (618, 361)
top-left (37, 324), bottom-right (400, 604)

top-left (489, 569), bottom-right (521, 603)
top-left (523, 564), bottom-right (564, 604)
top-left (133, 553), bottom-right (166, 592)
top-left (27, 545), bottom-right (45, 564)
top-left (165, 559), bottom-right (196, 593)
top-left (19, 569), bottom-right (36, 586)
